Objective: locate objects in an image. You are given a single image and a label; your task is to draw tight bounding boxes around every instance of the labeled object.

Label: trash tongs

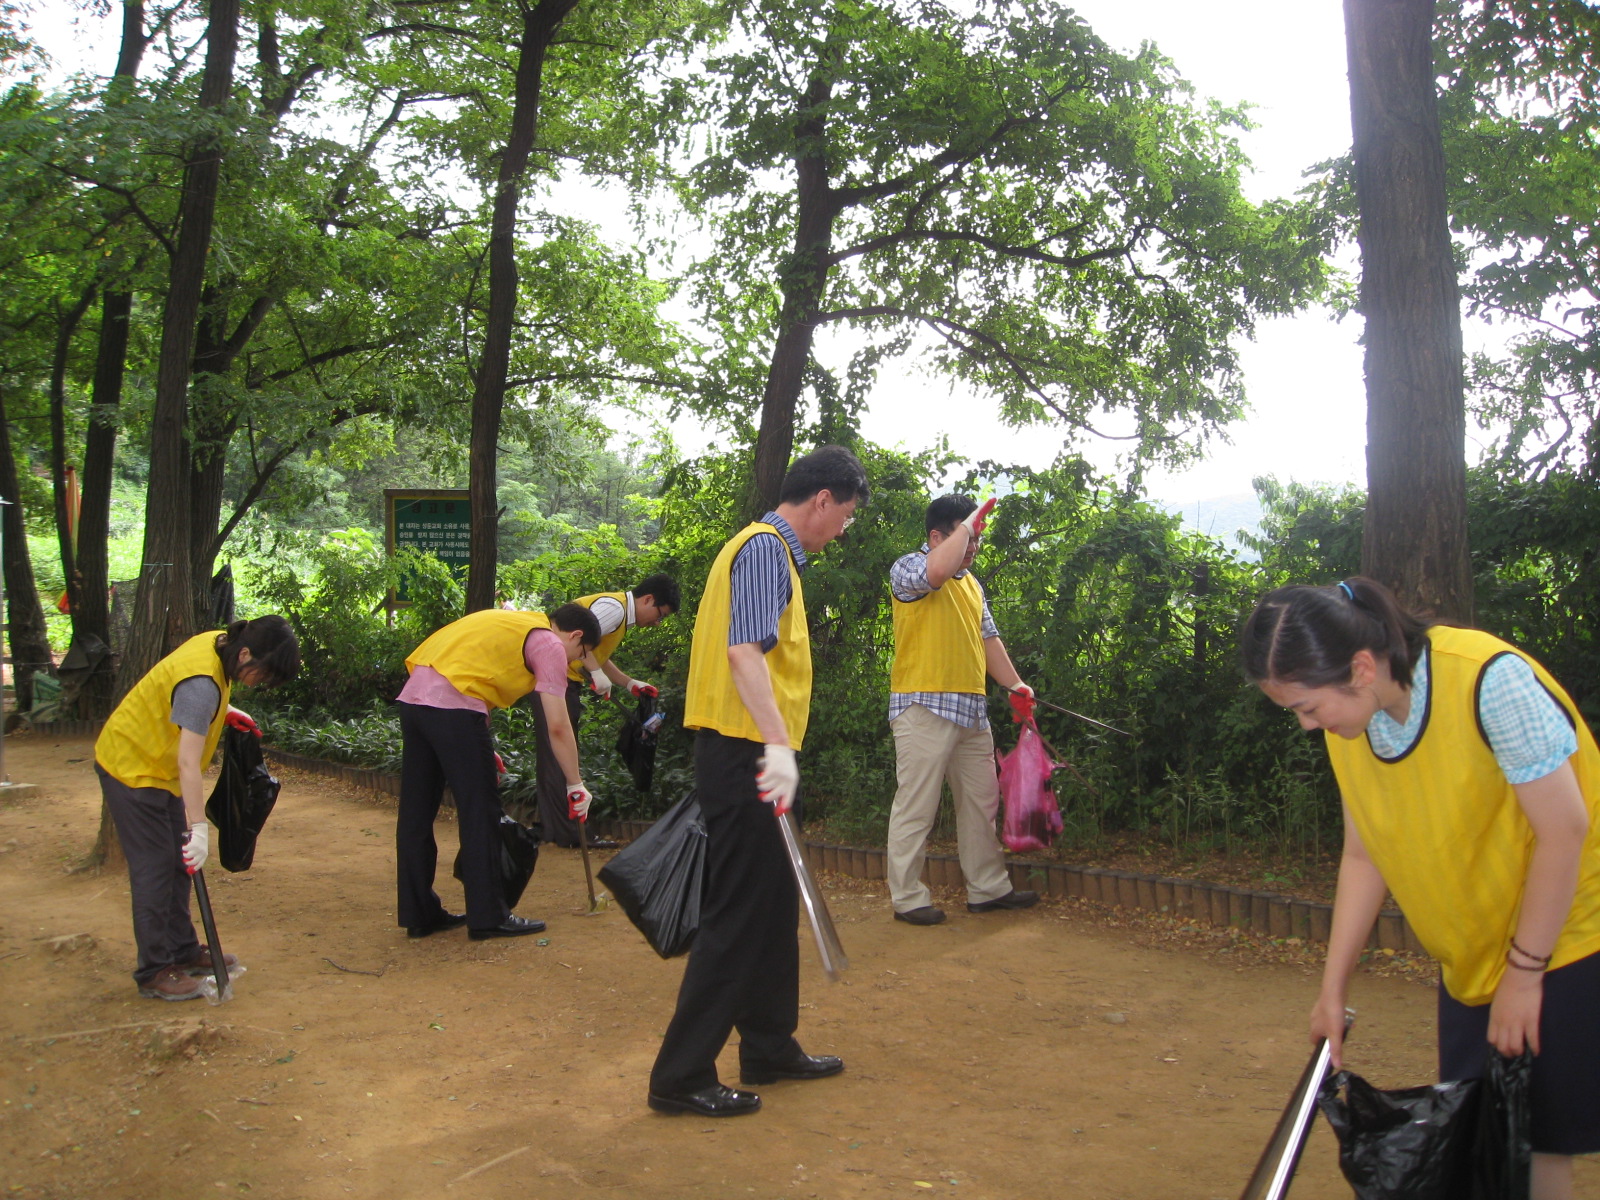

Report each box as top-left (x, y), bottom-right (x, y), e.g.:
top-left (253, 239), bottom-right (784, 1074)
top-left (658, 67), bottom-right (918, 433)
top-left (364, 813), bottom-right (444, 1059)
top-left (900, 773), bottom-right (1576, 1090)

top-left (777, 811), bottom-right (849, 981)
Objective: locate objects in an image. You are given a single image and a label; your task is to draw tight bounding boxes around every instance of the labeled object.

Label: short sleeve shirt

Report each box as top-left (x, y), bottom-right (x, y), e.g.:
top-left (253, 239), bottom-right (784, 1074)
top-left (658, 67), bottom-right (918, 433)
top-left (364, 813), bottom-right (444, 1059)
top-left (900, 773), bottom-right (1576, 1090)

top-left (1366, 645), bottom-right (1578, 784)
top-left (727, 512), bottom-right (807, 652)
top-left (171, 677), bottom-right (222, 735)
top-left (398, 627), bottom-right (572, 713)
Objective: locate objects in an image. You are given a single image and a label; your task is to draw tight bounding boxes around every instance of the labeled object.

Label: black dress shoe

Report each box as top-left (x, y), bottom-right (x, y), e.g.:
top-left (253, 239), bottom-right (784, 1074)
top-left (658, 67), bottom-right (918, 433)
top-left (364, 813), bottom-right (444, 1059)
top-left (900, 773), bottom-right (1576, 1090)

top-left (647, 1084), bottom-right (762, 1117)
top-left (894, 906), bottom-right (946, 926)
top-left (467, 915), bottom-right (547, 940)
top-left (739, 1053), bottom-right (844, 1085)
top-left (967, 888), bottom-right (1039, 913)
top-left (406, 911), bottom-right (468, 939)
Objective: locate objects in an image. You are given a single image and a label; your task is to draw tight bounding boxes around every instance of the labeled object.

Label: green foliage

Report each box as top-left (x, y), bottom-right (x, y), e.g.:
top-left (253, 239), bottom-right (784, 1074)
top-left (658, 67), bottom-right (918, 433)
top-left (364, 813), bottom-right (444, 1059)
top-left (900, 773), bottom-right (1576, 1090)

top-left (658, 0), bottom-right (1330, 470)
top-left (1469, 464), bottom-right (1600, 725)
top-left (246, 530), bottom-right (462, 713)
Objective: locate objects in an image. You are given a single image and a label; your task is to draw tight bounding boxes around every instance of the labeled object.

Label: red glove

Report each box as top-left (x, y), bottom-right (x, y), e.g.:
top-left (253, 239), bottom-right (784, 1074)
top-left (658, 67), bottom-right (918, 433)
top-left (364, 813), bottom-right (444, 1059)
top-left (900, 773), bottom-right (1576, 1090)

top-left (1007, 684), bottom-right (1035, 724)
top-left (493, 752), bottom-right (506, 776)
top-left (567, 784), bottom-right (592, 822)
top-left (629, 681), bottom-right (658, 698)
top-left (225, 710), bottom-right (261, 737)
top-left (963, 497), bottom-right (998, 537)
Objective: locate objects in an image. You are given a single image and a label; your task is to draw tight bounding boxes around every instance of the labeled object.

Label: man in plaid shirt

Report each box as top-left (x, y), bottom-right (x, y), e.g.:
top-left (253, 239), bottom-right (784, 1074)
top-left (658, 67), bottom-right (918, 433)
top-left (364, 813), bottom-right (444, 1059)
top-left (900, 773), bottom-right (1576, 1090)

top-left (886, 494), bottom-right (1038, 926)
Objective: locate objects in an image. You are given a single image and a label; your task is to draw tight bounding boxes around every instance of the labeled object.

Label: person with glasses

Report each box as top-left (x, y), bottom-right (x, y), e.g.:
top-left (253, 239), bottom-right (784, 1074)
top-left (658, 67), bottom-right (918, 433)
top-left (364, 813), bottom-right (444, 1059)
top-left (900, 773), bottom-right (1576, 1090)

top-left (647, 444), bottom-right (869, 1118)
top-left (885, 494), bottom-right (1037, 927)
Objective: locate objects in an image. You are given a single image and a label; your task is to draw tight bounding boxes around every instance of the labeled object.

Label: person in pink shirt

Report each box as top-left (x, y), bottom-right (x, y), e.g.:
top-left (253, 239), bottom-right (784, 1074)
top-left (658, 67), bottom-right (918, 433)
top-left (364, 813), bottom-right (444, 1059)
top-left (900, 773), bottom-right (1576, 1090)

top-left (394, 603), bottom-right (599, 940)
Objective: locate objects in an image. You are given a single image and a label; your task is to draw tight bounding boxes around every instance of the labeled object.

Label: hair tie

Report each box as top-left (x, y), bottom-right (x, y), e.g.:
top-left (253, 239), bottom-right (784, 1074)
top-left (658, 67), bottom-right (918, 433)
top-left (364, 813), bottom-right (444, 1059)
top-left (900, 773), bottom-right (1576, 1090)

top-left (1337, 581), bottom-right (1355, 601)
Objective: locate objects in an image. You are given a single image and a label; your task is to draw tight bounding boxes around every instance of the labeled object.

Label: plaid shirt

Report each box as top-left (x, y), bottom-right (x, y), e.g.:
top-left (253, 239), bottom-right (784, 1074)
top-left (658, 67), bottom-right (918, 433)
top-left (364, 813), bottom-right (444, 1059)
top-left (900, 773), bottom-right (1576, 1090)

top-left (1367, 644), bottom-right (1578, 784)
top-left (887, 545), bottom-right (999, 729)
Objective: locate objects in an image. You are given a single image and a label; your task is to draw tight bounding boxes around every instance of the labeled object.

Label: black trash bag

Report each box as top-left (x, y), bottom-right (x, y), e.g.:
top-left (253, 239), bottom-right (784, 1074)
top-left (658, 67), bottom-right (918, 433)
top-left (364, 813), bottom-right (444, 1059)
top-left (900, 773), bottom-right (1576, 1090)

top-left (1469, 1049), bottom-right (1533, 1200)
top-left (1318, 1049), bottom-right (1533, 1200)
top-left (204, 726), bottom-right (281, 872)
top-left (615, 692), bottom-right (661, 793)
top-left (454, 815), bottom-right (541, 910)
top-left (596, 791), bottom-right (705, 958)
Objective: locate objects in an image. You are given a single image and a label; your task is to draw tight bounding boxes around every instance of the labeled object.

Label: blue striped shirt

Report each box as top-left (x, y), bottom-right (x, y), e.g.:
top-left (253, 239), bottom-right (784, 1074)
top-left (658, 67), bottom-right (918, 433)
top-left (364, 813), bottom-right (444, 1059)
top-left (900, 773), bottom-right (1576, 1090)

top-left (887, 545), bottom-right (999, 729)
top-left (1367, 645), bottom-right (1578, 784)
top-left (727, 512), bottom-right (807, 652)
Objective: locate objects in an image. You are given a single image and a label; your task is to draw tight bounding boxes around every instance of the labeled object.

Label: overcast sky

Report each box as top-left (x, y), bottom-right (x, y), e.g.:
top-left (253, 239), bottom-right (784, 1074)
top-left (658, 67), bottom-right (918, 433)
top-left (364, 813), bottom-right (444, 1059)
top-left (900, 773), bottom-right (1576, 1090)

top-left (27, 1), bottom-right (1380, 509)
top-left (850, 0), bottom-right (1372, 506)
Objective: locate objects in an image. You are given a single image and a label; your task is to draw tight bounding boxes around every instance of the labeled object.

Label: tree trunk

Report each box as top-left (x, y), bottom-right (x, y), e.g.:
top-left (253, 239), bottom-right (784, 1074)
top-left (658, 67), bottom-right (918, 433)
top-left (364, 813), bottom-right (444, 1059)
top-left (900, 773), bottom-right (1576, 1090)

top-left (75, 287), bottom-right (132, 721)
top-left (0, 389), bottom-right (58, 717)
top-left (51, 286), bottom-right (96, 617)
top-left (187, 289), bottom-right (243, 625)
top-left (750, 69), bottom-right (841, 512)
top-left (465, 0), bottom-right (580, 613)
top-left (1345, 0), bottom-right (1473, 621)
top-left (81, 0), bottom-right (151, 873)
top-left (118, 0), bottom-right (240, 699)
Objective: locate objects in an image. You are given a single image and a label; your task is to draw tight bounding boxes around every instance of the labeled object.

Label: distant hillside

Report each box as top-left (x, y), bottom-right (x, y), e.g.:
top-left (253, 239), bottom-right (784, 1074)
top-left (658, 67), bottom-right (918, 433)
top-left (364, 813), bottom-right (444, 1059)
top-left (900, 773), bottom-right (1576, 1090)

top-left (1160, 491), bottom-right (1264, 555)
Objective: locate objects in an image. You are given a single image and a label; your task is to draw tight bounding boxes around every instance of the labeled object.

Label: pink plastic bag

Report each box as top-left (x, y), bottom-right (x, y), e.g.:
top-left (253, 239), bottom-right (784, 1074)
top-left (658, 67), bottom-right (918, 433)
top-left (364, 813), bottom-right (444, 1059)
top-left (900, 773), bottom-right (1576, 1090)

top-left (996, 721), bottom-right (1065, 853)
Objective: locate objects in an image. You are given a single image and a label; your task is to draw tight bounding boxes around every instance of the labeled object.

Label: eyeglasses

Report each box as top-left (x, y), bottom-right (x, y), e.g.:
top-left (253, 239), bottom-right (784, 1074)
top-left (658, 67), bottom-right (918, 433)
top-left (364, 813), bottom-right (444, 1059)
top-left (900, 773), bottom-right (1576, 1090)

top-left (842, 516), bottom-right (856, 530)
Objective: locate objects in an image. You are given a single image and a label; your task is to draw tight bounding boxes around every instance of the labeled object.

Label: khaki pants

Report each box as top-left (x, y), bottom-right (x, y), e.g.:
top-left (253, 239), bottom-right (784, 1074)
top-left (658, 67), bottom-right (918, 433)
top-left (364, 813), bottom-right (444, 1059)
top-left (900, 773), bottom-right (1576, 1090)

top-left (886, 704), bottom-right (1011, 912)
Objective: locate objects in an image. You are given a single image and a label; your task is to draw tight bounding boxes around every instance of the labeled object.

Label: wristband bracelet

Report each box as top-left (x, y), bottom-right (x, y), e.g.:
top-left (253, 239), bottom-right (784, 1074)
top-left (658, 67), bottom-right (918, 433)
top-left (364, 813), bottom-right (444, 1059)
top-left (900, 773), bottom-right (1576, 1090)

top-left (1509, 938), bottom-right (1552, 965)
top-left (1505, 951), bottom-right (1545, 973)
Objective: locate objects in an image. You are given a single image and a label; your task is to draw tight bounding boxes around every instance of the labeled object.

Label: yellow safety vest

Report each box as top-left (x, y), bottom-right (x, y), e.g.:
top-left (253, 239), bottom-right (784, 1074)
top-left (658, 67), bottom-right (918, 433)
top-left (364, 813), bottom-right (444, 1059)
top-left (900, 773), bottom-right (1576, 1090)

top-left (566, 591), bottom-right (629, 683)
top-left (683, 523), bottom-right (811, 749)
top-left (406, 610), bottom-right (554, 710)
top-left (96, 632), bottom-right (231, 795)
top-left (1325, 625), bottom-right (1600, 1004)
top-left (890, 567), bottom-right (986, 695)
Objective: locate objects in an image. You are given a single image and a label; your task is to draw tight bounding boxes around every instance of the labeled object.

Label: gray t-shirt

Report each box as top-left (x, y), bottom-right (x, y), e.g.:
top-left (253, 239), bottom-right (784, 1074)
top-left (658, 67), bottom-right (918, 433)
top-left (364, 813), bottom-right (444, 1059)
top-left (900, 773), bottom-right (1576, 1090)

top-left (171, 676), bottom-right (222, 735)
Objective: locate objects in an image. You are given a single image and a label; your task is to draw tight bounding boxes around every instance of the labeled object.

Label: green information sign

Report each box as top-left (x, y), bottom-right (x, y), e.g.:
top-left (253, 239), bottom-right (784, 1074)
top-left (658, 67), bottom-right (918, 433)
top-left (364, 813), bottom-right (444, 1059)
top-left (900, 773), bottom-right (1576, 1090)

top-left (385, 489), bottom-right (471, 605)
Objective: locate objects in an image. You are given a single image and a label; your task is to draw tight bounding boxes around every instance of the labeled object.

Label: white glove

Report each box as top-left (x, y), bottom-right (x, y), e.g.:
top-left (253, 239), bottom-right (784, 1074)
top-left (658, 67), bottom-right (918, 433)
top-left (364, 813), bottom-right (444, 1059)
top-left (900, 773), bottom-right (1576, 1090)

top-left (182, 823), bottom-right (210, 873)
top-left (588, 667), bottom-right (612, 697)
top-left (757, 745), bottom-right (799, 815)
top-left (567, 783), bottom-right (592, 822)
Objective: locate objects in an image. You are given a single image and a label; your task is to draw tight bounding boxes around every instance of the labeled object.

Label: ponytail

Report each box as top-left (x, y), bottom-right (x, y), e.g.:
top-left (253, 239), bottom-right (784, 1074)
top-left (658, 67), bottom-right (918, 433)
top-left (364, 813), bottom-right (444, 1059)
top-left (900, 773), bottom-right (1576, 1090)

top-left (1239, 576), bottom-right (1431, 689)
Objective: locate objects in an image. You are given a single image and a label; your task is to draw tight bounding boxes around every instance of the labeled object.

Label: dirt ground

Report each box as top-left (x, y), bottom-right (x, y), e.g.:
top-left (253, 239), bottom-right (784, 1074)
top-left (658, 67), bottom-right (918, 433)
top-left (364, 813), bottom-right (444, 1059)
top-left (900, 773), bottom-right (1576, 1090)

top-left (2, 733), bottom-right (1597, 1200)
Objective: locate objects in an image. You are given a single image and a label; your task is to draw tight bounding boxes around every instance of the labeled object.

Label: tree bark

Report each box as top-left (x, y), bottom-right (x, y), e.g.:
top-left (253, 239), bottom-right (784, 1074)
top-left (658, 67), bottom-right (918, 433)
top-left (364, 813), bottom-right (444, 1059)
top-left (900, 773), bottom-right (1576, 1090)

top-left (0, 389), bottom-right (58, 717)
top-left (75, 288), bottom-right (133, 721)
top-left (1345, 0), bottom-right (1474, 620)
top-left (82, 0), bottom-right (151, 872)
top-left (466, 0), bottom-right (580, 613)
top-left (750, 68), bottom-right (842, 513)
top-left (118, 0), bottom-right (240, 700)
top-left (77, 1), bottom-right (150, 716)
top-left (51, 286), bottom-right (96, 618)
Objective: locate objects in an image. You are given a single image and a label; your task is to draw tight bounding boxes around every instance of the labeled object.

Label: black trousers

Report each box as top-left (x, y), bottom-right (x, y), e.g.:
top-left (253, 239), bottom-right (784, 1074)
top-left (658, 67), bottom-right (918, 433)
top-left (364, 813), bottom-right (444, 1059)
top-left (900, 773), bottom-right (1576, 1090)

top-left (649, 730), bottom-right (802, 1094)
top-left (534, 679), bottom-right (586, 846)
top-left (395, 703), bottom-right (507, 931)
top-left (98, 765), bottom-right (203, 986)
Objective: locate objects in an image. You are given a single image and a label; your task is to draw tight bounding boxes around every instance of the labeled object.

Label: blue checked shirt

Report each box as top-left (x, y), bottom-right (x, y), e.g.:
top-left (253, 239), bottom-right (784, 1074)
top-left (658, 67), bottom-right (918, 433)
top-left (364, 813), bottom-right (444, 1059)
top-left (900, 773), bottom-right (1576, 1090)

top-left (1367, 645), bottom-right (1578, 784)
top-left (887, 545), bottom-right (1000, 729)
top-left (727, 512), bottom-right (807, 651)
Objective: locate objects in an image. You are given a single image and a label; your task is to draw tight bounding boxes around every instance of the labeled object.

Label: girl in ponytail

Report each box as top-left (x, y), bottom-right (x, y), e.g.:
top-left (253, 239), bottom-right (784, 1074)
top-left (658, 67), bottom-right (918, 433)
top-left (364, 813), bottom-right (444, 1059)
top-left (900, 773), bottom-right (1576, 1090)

top-left (1240, 577), bottom-right (1600, 1196)
top-left (94, 616), bottom-right (298, 1003)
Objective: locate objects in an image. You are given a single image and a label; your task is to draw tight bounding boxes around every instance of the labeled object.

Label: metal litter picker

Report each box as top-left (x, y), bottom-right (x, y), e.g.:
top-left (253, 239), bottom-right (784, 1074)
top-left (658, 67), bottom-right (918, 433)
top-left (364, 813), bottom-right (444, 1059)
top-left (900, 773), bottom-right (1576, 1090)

top-left (777, 811), bottom-right (848, 980)
top-left (1237, 1013), bottom-right (1352, 1199)
top-left (577, 819), bottom-right (611, 915)
top-left (190, 867), bottom-right (233, 1002)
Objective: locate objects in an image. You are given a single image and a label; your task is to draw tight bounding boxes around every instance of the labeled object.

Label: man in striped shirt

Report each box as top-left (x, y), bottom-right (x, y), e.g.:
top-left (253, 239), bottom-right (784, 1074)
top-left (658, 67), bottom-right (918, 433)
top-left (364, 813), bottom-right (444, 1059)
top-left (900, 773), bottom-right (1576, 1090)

top-left (886, 494), bottom-right (1037, 926)
top-left (648, 445), bottom-right (869, 1118)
